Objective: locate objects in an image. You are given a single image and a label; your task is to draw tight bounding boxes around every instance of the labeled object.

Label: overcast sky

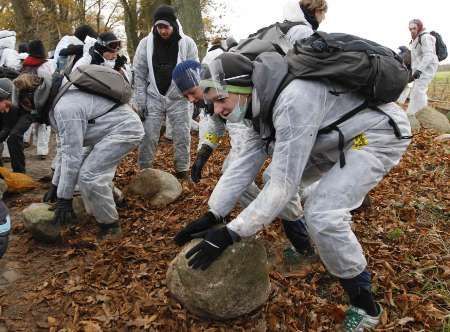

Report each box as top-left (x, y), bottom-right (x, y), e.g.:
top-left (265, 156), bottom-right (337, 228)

top-left (220, 0), bottom-right (449, 63)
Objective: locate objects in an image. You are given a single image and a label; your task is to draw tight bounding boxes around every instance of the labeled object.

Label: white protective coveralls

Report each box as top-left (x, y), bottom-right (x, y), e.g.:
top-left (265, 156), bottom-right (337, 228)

top-left (0, 31), bottom-right (20, 71)
top-left (201, 1), bottom-right (315, 221)
top-left (407, 32), bottom-right (439, 114)
top-left (209, 79), bottom-right (411, 279)
top-left (50, 89), bottom-right (144, 225)
top-left (133, 22), bottom-right (198, 171)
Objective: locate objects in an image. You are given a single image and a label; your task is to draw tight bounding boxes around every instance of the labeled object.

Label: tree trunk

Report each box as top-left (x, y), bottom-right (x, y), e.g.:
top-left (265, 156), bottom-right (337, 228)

top-left (10, 0), bottom-right (34, 42)
top-left (121, 0), bottom-right (140, 58)
top-left (173, 0), bottom-right (207, 58)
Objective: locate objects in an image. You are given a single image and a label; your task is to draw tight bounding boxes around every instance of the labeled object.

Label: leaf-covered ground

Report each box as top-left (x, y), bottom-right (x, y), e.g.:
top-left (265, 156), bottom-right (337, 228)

top-left (0, 129), bottom-right (448, 331)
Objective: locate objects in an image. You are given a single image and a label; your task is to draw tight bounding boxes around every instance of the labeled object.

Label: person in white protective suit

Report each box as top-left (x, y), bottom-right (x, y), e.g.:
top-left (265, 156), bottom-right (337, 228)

top-left (21, 40), bottom-right (55, 160)
top-left (133, 5), bottom-right (198, 180)
top-left (72, 32), bottom-right (132, 82)
top-left (172, 60), bottom-right (308, 254)
top-left (176, 53), bottom-right (411, 331)
top-left (14, 73), bottom-right (144, 238)
top-left (406, 19), bottom-right (439, 115)
top-left (53, 25), bottom-right (97, 72)
top-left (0, 30), bottom-right (20, 71)
top-left (174, 0), bottom-right (329, 253)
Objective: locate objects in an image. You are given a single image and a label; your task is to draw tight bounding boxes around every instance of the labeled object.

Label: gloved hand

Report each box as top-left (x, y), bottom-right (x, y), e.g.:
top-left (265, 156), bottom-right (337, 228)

top-left (191, 145), bottom-right (213, 183)
top-left (43, 184), bottom-right (58, 203)
top-left (53, 198), bottom-right (76, 225)
top-left (412, 70), bottom-right (422, 80)
top-left (136, 106), bottom-right (146, 122)
top-left (114, 55), bottom-right (128, 71)
top-left (174, 211), bottom-right (223, 246)
top-left (185, 226), bottom-right (238, 270)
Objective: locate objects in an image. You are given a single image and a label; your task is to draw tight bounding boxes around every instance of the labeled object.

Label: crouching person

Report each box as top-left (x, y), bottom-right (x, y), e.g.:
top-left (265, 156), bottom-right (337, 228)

top-left (178, 53), bottom-right (411, 330)
top-left (14, 72), bottom-right (144, 238)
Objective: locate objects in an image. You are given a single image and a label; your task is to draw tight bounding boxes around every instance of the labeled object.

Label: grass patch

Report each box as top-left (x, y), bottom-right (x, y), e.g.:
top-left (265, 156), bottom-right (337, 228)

top-left (387, 228), bottom-right (405, 241)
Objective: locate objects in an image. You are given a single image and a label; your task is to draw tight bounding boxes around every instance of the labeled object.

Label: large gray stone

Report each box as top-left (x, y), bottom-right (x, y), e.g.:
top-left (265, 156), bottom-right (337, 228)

top-left (125, 168), bottom-right (182, 207)
top-left (22, 203), bottom-right (59, 243)
top-left (0, 179), bottom-right (7, 200)
top-left (416, 107), bottom-right (450, 134)
top-left (166, 238), bottom-right (271, 320)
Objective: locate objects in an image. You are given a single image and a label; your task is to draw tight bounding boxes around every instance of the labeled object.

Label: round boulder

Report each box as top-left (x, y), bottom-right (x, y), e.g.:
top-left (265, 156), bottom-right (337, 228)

top-left (22, 203), bottom-right (59, 243)
top-left (416, 107), bottom-right (450, 134)
top-left (166, 238), bottom-right (271, 320)
top-left (125, 168), bottom-right (182, 207)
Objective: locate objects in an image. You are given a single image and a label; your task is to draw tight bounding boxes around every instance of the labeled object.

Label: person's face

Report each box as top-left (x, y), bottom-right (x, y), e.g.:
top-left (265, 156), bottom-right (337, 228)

top-left (103, 50), bottom-right (118, 60)
top-left (0, 99), bottom-right (11, 113)
top-left (315, 10), bottom-right (326, 24)
top-left (409, 23), bottom-right (419, 39)
top-left (156, 24), bottom-right (174, 40)
top-left (183, 86), bottom-right (204, 103)
top-left (205, 89), bottom-right (241, 118)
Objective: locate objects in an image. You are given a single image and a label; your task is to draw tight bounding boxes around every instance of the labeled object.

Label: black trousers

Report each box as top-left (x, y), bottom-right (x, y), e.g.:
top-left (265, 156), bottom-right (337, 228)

top-left (0, 114), bottom-right (33, 173)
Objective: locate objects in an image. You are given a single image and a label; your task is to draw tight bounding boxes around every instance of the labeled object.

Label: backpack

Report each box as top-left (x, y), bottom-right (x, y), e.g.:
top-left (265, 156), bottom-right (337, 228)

top-left (233, 21), bottom-right (306, 60)
top-left (419, 31), bottom-right (448, 62)
top-left (255, 32), bottom-right (411, 167)
top-left (39, 65), bottom-right (132, 125)
top-left (285, 31), bottom-right (410, 104)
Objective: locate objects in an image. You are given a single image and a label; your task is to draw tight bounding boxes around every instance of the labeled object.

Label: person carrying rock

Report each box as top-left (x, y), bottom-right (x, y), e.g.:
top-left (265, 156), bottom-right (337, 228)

top-left (0, 78), bottom-right (33, 173)
top-left (176, 52), bottom-right (411, 330)
top-left (14, 71), bottom-right (144, 238)
top-left (133, 5), bottom-right (199, 180)
top-left (406, 19), bottom-right (439, 116)
top-left (53, 24), bottom-right (97, 72)
top-left (172, 60), bottom-right (311, 257)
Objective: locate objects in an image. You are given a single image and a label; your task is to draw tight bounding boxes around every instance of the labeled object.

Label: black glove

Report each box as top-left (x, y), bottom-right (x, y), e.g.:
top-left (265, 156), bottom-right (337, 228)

top-left (136, 107), bottom-right (146, 122)
top-left (114, 55), bottom-right (128, 71)
top-left (53, 198), bottom-right (76, 225)
top-left (191, 145), bottom-right (213, 183)
top-left (59, 44), bottom-right (84, 57)
top-left (186, 226), bottom-right (238, 270)
top-left (174, 211), bottom-right (222, 246)
top-left (43, 184), bottom-right (58, 203)
top-left (412, 70), bottom-right (422, 80)
top-left (89, 48), bottom-right (104, 65)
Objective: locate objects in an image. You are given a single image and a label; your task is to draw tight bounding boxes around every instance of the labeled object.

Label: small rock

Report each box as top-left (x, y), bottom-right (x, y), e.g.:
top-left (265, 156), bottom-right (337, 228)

top-left (2, 269), bottom-right (20, 283)
top-left (22, 203), bottom-right (60, 243)
top-left (416, 107), bottom-right (450, 134)
top-left (125, 169), bottom-right (182, 207)
top-left (0, 179), bottom-right (7, 200)
top-left (166, 238), bottom-right (271, 320)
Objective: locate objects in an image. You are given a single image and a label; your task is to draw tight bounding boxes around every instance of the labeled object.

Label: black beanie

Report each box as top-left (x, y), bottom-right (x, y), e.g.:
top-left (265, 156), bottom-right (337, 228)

top-left (153, 5), bottom-right (178, 27)
top-left (18, 42), bottom-right (29, 54)
top-left (28, 40), bottom-right (46, 59)
top-left (215, 53), bottom-right (253, 87)
top-left (74, 24), bottom-right (97, 42)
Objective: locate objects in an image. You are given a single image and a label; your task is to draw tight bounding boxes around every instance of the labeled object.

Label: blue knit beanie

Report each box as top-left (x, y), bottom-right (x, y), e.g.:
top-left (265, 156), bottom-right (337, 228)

top-left (172, 60), bottom-right (201, 93)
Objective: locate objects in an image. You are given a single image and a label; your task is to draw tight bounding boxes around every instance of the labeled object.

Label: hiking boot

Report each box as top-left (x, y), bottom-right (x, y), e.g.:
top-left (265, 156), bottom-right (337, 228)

top-left (343, 303), bottom-right (383, 332)
top-left (97, 222), bottom-right (122, 240)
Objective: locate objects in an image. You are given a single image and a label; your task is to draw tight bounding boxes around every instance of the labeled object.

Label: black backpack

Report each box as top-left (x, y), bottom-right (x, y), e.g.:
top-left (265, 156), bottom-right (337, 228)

top-left (285, 31), bottom-right (410, 104)
top-left (258, 32), bottom-right (411, 167)
top-left (419, 31), bottom-right (448, 62)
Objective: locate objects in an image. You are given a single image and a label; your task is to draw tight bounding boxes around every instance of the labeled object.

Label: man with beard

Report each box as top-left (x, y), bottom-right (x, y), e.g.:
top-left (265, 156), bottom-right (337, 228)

top-left (133, 5), bottom-right (198, 180)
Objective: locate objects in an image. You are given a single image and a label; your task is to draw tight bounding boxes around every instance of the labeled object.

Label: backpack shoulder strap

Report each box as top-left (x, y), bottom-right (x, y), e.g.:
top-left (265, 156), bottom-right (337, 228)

top-left (87, 103), bottom-right (121, 125)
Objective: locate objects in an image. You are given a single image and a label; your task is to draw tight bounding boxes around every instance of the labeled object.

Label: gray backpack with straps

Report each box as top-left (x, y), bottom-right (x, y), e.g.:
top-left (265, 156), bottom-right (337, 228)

top-left (38, 64), bottom-right (132, 125)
